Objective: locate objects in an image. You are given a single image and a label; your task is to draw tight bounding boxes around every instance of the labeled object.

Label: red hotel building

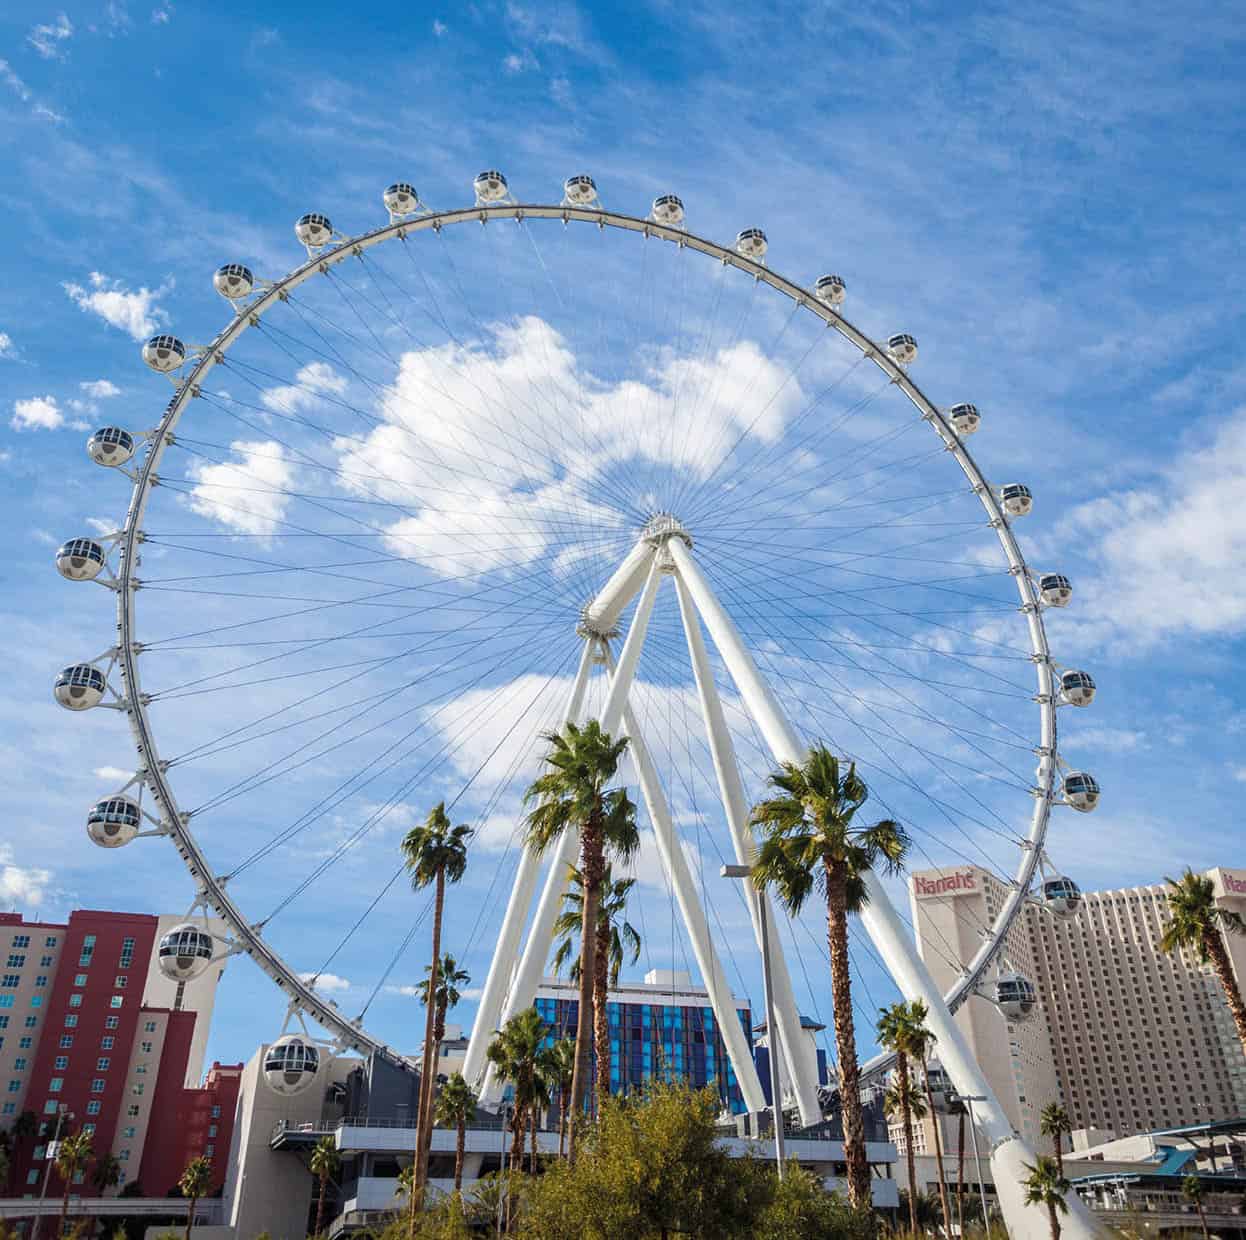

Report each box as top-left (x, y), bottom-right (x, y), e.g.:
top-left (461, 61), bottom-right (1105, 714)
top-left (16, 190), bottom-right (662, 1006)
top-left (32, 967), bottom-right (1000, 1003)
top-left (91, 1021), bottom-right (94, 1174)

top-left (0, 910), bottom-right (241, 1200)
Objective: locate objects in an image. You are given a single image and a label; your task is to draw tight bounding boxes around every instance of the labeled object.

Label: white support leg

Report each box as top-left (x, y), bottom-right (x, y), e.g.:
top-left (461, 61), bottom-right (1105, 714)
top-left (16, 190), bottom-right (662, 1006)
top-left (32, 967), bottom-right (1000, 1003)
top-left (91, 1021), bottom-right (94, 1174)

top-left (581, 538), bottom-right (655, 635)
top-left (463, 638), bottom-right (597, 1090)
top-left (605, 649), bottom-right (768, 1116)
top-left (666, 536), bottom-right (1097, 1240)
top-left (674, 574), bottom-right (823, 1127)
top-left (480, 550), bottom-right (660, 1105)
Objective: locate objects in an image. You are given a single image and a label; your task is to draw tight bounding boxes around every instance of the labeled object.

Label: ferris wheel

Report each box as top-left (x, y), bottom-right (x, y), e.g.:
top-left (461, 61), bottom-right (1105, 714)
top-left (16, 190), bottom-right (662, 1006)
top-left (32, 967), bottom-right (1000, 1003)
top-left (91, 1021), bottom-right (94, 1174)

top-left (55, 168), bottom-right (1101, 1232)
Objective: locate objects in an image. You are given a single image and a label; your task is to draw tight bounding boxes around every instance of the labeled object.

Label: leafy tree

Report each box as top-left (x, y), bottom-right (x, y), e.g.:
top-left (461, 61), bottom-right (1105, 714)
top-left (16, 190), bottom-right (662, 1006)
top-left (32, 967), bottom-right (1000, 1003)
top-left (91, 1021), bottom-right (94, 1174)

top-left (432, 1073), bottom-right (478, 1192)
top-left (753, 1166), bottom-right (875, 1240)
top-left (553, 865), bottom-right (641, 1100)
top-left (1023, 1155), bottom-right (1070, 1240)
top-left (177, 1156), bottom-right (213, 1240)
top-left (544, 1037), bottom-right (577, 1158)
top-left (751, 744), bottom-right (908, 1210)
top-left (1040, 1103), bottom-right (1071, 1178)
top-left (309, 1135), bottom-right (341, 1236)
top-left (1182, 1175), bottom-right (1210, 1240)
top-left (1162, 869), bottom-right (1246, 1056)
top-left (401, 801), bottom-right (473, 1212)
top-left (523, 719), bottom-right (639, 1155)
top-left (55, 1129), bottom-right (95, 1238)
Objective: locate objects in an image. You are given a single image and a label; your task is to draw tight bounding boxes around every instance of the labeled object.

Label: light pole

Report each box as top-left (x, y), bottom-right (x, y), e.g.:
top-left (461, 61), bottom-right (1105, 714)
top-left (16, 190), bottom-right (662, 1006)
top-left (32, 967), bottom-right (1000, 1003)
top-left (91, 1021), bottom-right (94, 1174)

top-left (31, 1104), bottom-right (72, 1240)
top-left (951, 1093), bottom-right (991, 1240)
top-left (722, 863), bottom-right (785, 1179)
top-left (496, 1099), bottom-right (511, 1238)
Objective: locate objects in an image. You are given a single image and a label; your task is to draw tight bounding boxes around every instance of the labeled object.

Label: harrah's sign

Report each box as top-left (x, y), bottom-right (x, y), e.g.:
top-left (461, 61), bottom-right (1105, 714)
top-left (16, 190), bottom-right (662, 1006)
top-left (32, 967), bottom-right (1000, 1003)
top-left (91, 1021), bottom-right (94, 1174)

top-left (1223, 872), bottom-right (1246, 896)
top-left (914, 870), bottom-right (978, 898)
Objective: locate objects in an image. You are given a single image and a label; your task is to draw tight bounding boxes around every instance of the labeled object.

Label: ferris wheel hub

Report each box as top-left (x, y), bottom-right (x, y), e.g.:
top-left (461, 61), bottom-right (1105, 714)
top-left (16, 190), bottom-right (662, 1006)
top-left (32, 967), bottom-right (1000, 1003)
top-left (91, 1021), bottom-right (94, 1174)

top-left (641, 512), bottom-right (692, 548)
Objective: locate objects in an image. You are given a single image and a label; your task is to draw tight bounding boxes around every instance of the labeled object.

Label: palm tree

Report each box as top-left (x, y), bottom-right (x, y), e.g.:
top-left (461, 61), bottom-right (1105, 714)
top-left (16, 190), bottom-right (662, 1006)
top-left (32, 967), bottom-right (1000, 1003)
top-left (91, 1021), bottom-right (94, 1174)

top-left (552, 865), bottom-right (641, 1101)
top-left (900, 1006), bottom-right (952, 1240)
top-left (6, 1110), bottom-right (36, 1193)
top-left (882, 1069), bottom-right (927, 1234)
top-left (950, 1094), bottom-right (967, 1236)
top-left (400, 800), bottom-right (473, 1214)
top-left (88, 1152), bottom-right (122, 1237)
top-left (433, 1073), bottom-right (477, 1192)
top-left (416, 954), bottom-right (470, 1103)
top-left (178, 1156), bottom-right (213, 1240)
top-left (879, 1003), bottom-right (923, 1235)
top-left (1023, 1155), bottom-right (1070, 1240)
top-left (486, 1008), bottom-right (550, 1175)
top-left (1183, 1174), bottom-right (1210, 1240)
top-left (1040, 1102), bottom-right (1071, 1178)
top-left (55, 1128), bottom-right (94, 1239)
top-left (545, 1037), bottom-right (576, 1157)
top-left (751, 744), bottom-right (909, 1210)
top-left (309, 1135), bottom-right (340, 1236)
top-left (523, 718), bottom-right (639, 1156)
top-left (1162, 869), bottom-right (1246, 1056)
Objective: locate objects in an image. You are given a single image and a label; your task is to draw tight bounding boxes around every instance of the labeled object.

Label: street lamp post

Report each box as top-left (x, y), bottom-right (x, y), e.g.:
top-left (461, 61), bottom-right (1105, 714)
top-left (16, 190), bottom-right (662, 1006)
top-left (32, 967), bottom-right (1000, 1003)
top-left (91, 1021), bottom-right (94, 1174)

top-left (496, 1100), bottom-right (511, 1239)
top-left (951, 1094), bottom-right (991, 1240)
top-left (31, 1104), bottom-right (72, 1240)
top-left (722, 864), bottom-right (785, 1179)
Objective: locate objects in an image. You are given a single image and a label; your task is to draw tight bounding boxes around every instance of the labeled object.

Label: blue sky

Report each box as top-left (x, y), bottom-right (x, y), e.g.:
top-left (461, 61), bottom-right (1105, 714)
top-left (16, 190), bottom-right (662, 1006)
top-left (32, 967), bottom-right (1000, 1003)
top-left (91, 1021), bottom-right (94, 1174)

top-left (2, 0), bottom-right (1245, 1079)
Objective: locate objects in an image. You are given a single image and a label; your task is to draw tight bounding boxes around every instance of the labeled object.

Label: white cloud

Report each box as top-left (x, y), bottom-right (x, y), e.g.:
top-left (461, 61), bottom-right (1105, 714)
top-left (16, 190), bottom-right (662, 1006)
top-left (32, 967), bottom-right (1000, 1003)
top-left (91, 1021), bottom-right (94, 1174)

top-left (94, 765), bottom-right (132, 782)
top-left (387, 983), bottom-right (483, 1000)
top-left (64, 272), bottom-right (171, 341)
top-left (28, 14), bottom-right (72, 59)
top-left (0, 845), bottom-right (52, 908)
top-left (85, 517), bottom-right (116, 535)
top-left (81, 379), bottom-right (121, 399)
top-left (1231, 766), bottom-right (1246, 784)
top-left (261, 361), bottom-right (348, 415)
top-left (187, 439), bottom-right (295, 539)
top-left (1049, 407), bottom-right (1246, 647)
top-left (299, 971), bottom-right (352, 993)
top-left (1062, 726), bottom-right (1147, 754)
top-left (151, 6), bottom-right (172, 23)
top-left (0, 59), bottom-right (31, 101)
top-left (503, 50), bottom-right (539, 73)
top-left (432, 19), bottom-right (447, 36)
top-left (11, 395), bottom-right (63, 431)
top-left (0, 332), bottom-right (15, 358)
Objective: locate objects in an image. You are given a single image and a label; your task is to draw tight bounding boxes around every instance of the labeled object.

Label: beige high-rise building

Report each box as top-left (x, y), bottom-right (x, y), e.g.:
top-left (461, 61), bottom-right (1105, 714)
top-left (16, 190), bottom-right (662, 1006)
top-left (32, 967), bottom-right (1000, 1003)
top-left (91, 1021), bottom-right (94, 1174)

top-left (897, 865), bottom-right (1246, 1165)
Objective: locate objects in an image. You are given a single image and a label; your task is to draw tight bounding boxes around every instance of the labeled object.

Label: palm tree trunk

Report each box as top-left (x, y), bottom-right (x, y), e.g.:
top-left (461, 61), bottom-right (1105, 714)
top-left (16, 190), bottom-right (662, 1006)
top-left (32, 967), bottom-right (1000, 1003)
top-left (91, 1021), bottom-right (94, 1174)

top-left (923, 1062), bottom-right (953, 1240)
top-left (1046, 1198), bottom-right (1061, 1240)
top-left (569, 812), bottom-right (604, 1160)
top-left (413, 868), bottom-right (446, 1215)
top-left (825, 859), bottom-right (871, 1211)
top-left (60, 1175), bottom-right (72, 1240)
top-left (185, 1192), bottom-right (198, 1240)
top-left (956, 1108), bottom-right (966, 1236)
top-left (1053, 1135), bottom-right (1063, 1180)
top-left (593, 922), bottom-right (611, 1104)
top-left (1196, 1198), bottom-right (1209, 1240)
top-left (558, 1093), bottom-right (567, 1159)
top-left (1204, 928), bottom-right (1246, 1055)
top-left (315, 1173), bottom-right (327, 1236)
top-left (898, 1051), bottom-right (917, 1235)
top-left (454, 1119), bottom-right (465, 1192)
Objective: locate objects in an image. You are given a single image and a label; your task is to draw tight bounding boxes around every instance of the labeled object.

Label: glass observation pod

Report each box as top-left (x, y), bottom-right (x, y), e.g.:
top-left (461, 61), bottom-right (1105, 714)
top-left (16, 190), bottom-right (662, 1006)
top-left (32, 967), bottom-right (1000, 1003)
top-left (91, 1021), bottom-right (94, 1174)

top-left (56, 538), bottom-right (106, 582)
top-left (563, 174), bottom-right (598, 205)
top-left (141, 334), bottom-right (185, 374)
top-left (86, 795), bottom-right (142, 848)
top-left (815, 274), bottom-right (846, 306)
top-left (157, 923), bottom-right (216, 981)
top-left (925, 1062), bottom-right (956, 1113)
top-left (383, 183), bottom-right (420, 216)
top-left (54, 664), bottom-right (106, 711)
top-left (295, 213), bottom-right (333, 247)
top-left (886, 333), bottom-right (919, 365)
top-left (999, 483), bottom-right (1033, 517)
top-left (473, 170), bottom-right (509, 203)
top-left (86, 426), bottom-right (135, 467)
top-left (263, 1034), bottom-right (322, 1096)
top-left (1039, 573), bottom-right (1073, 607)
top-left (1059, 669), bottom-right (1096, 707)
top-left (1062, 771), bottom-right (1100, 813)
top-left (736, 228), bottom-right (768, 260)
top-left (213, 263), bottom-right (254, 300)
top-left (948, 403), bottom-right (981, 435)
top-left (1042, 876), bottom-right (1083, 919)
top-left (650, 194), bottom-right (685, 227)
top-left (995, 972), bottom-right (1038, 1021)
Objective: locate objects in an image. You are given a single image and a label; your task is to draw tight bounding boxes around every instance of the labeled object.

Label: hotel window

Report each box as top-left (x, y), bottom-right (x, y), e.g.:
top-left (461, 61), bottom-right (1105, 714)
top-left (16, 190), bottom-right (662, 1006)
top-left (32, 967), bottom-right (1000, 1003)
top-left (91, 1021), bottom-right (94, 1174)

top-left (45, 937), bottom-right (57, 948)
top-left (109, 997), bottom-right (123, 1009)
top-left (64, 1015), bottom-right (77, 1028)
top-left (131, 1083), bottom-right (144, 1097)
top-left (96, 1058), bottom-right (110, 1071)
top-left (49, 1078), bottom-right (63, 1093)
top-left (119, 938), bottom-right (135, 968)
top-left (101, 1036), bottom-right (114, 1050)
top-left (23, 1017), bottom-right (36, 1029)
top-left (35, 977), bottom-right (47, 988)
top-left (105, 1017), bottom-right (118, 1030)
top-left (1, 976), bottom-right (19, 989)
top-left (144, 1021), bottom-right (156, 1033)
top-left (74, 975), bottom-right (86, 988)
top-left (90, 1079), bottom-right (105, 1093)
top-left (40, 956), bottom-right (52, 968)
top-left (79, 936), bottom-right (96, 967)
top-left (0, 998), bottom-right (11, 1010)
top-left (127, 1105), bottom-right (139, 1118)
top-left (29, 997), bottom-right (42, 1009)
top-left (114, 976), bottom-right (127, 989)
top-left (53, 1057), bottom-right (68, 1070)
top-left (69, 996), bottom-right (82, 1009)
top-left (140, 1041), bottom-right (152, 1053)
top-left (123, 1126), bottom-right (136, 1138)
top-left (4, 955), bottom-right (24, 969)
top-left (12, 937), bottom-right (30, 948)
top-left (119, 1150), bottom-right (130, 1162)
top-left (86, 1101), bottom-right (100, 1116)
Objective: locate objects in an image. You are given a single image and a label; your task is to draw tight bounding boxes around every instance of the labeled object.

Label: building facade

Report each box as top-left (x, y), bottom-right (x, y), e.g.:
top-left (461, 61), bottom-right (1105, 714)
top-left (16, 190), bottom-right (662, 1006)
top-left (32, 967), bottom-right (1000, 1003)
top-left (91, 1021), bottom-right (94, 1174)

top-left (904, 865), bottom-right (1246, 1159)
top-left (0, 910), bottom-right (240, 1200)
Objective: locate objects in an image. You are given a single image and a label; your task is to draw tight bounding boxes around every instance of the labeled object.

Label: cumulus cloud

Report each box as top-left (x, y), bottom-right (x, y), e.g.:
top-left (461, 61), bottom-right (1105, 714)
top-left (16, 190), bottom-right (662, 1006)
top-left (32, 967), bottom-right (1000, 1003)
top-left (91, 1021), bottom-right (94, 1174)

top-left (0, 845), bottom-right (52, 907)
top-left (0, 332), bottom-right (15, 358)
top-left (187, 440), bottom-right (295, 539)
top-left (28, 14), bottom-right (73, 58)
top-left (81, 378), bottom-right (121, 399)
top-left (151, 6), bottom-right (172, 23)
top-left (261, 361), bottom-right (348, 415)
top-left (64, 272), bottom-right (171, 341)
top-left (94, 765), bottom-right (133, 782)
top-left (11, 395), bottom-right (63, 431)
top-left (299, 971), bottom-right (352, 993)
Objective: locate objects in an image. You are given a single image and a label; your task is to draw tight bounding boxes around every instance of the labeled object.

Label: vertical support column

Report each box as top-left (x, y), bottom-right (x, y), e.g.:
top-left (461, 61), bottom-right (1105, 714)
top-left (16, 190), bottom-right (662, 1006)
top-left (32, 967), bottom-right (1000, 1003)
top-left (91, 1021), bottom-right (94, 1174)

top-left (608, 654), bottom-right (767, 1115)
top-left (463, 639), bottom-right (597, 1089)
top-left (674, 574), bottom-right (823, 1127)
top-left (666, 536), bottom-right (1097, 1240)
top-left (480, 550), bottom-right (660, 1104)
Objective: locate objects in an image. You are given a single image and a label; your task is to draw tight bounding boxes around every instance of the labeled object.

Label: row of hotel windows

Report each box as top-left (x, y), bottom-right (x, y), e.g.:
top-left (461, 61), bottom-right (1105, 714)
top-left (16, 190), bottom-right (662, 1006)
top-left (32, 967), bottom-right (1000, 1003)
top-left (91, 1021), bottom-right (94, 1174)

top-left (8, 936), bottom-right (59, 949)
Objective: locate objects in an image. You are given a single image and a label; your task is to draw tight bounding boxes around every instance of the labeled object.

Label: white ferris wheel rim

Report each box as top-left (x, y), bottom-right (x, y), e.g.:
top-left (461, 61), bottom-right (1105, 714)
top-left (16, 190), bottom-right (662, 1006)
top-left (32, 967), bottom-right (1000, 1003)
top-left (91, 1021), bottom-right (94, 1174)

top-left (101, 198), bottom-right (1060, 1081)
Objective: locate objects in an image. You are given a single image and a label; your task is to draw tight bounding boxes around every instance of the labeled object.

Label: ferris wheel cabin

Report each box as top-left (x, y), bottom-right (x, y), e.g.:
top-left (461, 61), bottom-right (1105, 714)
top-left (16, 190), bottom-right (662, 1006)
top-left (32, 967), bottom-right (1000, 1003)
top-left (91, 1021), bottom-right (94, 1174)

top-left (213, 264), bottom-right (254, 301)
top-left (995, 972), bottom-right (1038, 1021)
top-left (86, 796), bottom-right (142, 848)
top-left (263, 1035), bottom-right (321, 1096)
top-left (54, 664), bottom-right (106, 711)
top-left (1042, 876), bottom-right (1083, 919)
top-left (1059, 669), bottom-right (1096, 707)
top-left (157, 923), bottom-right (216, 981)
top-left (56, 538), bottom-right (106, 581)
